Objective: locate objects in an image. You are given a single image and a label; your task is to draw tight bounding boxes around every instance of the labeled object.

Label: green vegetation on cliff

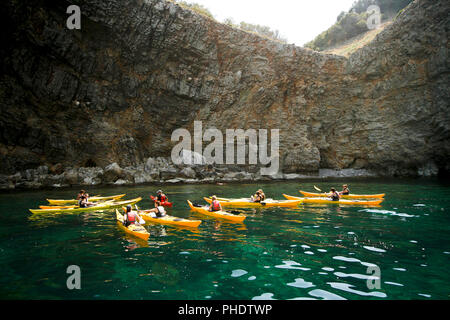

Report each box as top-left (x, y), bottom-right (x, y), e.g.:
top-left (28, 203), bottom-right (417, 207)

top-left (170, 0), bottom-right (286, 43)
top-left (223, 19), bottom-right (287, 43)
top-left (171, 0), bottom-right (215, 19)
top-left (305, 0), bottom-right (413, 51)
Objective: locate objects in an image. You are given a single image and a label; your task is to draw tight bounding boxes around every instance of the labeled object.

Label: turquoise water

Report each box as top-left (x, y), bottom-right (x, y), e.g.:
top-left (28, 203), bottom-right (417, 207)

top-left (0, 178), bottom-right (449, 300)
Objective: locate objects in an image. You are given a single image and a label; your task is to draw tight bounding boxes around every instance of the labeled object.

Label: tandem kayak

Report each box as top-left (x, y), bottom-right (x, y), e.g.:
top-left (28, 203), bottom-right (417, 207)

top-left (203, 197), bottom-right (302, 208)
top-left (150, 196), bottom-right (173, 208)
top-left (129, 208), bottom-right (201, 228)
top-left (283, 194), bottom-right (383, 206)
top-left (299, 190), bottom-right (385, 199)
top-left (115, 209), bottom-right (150, 240)
top-left (47, 194), bottom-right (126, 205)
top-left (29, 197), bottom-right (142, 214)
top-left (187, 200), bottom-right (246, 222)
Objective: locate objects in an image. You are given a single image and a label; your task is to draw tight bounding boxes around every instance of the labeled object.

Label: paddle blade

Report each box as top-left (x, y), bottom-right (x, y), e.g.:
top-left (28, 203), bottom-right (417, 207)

top-left (314, 185), bottom-right (322, 192)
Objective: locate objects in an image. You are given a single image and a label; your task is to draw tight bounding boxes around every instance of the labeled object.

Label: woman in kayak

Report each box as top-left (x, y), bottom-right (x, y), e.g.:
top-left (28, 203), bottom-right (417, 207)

top-left (147, 201), bottom-right (167, 218)
top-left (209, 196), bottom-right (222, 212)
top-left (78, 195), bottom-right (95, 208)
top-left (340, 184), bottom-right (350, 195)
top-left (329, 188), bottom-right (340, 201)
top-left (123, 205), bottom-right (144, 227)
top-left (251, 189), bottom-right (266, 203)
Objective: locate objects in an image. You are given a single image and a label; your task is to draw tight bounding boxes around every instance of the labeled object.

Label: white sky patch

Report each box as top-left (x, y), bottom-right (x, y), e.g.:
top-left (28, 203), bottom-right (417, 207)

top-left (181, 0), bottom-right (355, 46)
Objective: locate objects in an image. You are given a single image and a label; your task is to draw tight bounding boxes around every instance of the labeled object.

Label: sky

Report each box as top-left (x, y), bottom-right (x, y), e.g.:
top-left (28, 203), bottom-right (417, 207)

top-left (182, 0), bottom-right (356, 46)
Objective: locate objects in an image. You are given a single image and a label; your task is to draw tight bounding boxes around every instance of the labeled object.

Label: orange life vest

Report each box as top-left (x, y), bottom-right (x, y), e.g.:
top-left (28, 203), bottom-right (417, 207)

top-left (211, 200), bottom-right (220, 211)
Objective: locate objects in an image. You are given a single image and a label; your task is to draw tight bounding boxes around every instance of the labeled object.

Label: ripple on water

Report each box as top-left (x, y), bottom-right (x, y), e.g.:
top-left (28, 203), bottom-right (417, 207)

top-left (252, 293), bottom-right (276, 300)
top-left (363, 246), bottom-right (386, 253)
top-left (334, 272), bottom-right (377, 280)
top-left (275, 261), bottom-right (311, 271)
top-left (333, 256), bottom-right (377, 268)
top-left (231, 269), bottom-right (248, 277)
top-left (328, 282), bottom-right (387, 298)
top-left (308, 289), bottom-right (346, 300)
top-left (287, 278), bottom-right (315, 289)
top-left (385, 281), bottom-right (404, 287)
top-left (393, 268), bottom-right (407, 272)
top-left (359, 209), bottom-right (416, 218)
top-left (322, 267), bottom-right (334, 272)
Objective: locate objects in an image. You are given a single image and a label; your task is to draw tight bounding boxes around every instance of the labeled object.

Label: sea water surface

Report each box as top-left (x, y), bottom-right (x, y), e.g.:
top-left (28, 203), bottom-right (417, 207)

top-left (0, 178), bottom-right (449, 300)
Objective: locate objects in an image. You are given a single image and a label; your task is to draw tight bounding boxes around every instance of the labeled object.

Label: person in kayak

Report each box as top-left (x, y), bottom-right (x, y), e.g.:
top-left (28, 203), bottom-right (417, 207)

top-left (209, 196), bottom-right (222, 212)
top-left (154, 190), bottom-right (168, 203)
top-left (78, 195), bottom-right (95, 208)
top-left (329, 188), bottom-right (340, 201)
top-left (77, 190), bottom-right (86, 200)
top-left (251, 189), bottom-right (266, 202)
top-left (147, 201), bottom-right (167, 218)
top-left (123, 205), bottom-right (143, 227)
top-left (340, 184), bottom-right (350, 195)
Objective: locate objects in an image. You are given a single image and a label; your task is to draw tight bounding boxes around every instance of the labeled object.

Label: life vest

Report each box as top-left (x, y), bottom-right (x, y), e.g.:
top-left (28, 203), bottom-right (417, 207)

top-left (156, 206), bottom-right (166, 217)
top-left (79, 199), bottom-right (86, 208)
top-left (211, 200), bottom-right (221, 211)
top-left (157, 194), bottom-right (167, 202)
top-left (331, 192), bottom-right (340, 201)
top-left (127, 212), bottom-right (136, 223)
top-left (342, 188), bottom-right (350, 195)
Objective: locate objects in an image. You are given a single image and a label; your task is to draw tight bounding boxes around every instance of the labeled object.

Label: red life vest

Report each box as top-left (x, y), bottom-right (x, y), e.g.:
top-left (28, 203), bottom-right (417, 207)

top-left (127, 212), bottom-right (136, 223)
top-left (211, 200), bottom-right (220, 211)
top-left (158, 194), bottom-right (167, 202)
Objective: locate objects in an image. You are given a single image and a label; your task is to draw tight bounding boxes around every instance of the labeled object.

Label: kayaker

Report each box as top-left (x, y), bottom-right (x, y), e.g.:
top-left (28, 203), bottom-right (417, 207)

top-left (154, 190), bottom-right (168, 203)
top-left (209, 196), bottom-right (222, 212)
top-left (340, 184), bottom-right (350, 195)
top-left (329, 188), bottom-right (340, 201)
top-left (147, 201), bottom-right (167, 218)
top-left (251, 189), bottom-right (265, 202)
top-left (77, 190), bottom-right (86, 200)
top-left (123, 205), bottom-right (143, 227)
top-left (78, 195), bottom-right (95, 208)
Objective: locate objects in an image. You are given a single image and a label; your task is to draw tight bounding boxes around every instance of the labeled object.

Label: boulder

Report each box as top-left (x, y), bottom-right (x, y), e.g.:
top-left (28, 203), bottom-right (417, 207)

top-left (102, 163), bottom-right (124, 183)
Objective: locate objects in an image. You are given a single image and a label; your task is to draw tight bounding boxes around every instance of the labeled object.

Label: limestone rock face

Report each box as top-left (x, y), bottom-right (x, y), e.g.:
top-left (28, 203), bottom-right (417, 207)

top-left (0, 0), bottom-right (448, 184)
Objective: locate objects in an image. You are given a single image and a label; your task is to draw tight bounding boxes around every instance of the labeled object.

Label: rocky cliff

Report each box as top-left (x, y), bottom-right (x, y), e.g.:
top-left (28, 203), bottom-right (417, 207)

top-left (0, 0), bottom-right (448, 189)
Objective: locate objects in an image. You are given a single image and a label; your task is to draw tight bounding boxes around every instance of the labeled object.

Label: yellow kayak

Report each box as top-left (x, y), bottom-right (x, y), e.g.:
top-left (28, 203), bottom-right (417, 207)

top-left (187, 200), bottom-right (246, 222)
top-left (283, 194), bottom-right (383, 206)
top-left (203, 197), bottom-right (302, 208)
top-left (127, 207), bottom-right (202, 228)
top-left (115, 209), bottom-right (150, 240)
top-left (29, 197), bottom-right (142, 214)
top-left (47, 194), bottom-right (126, 205)
top-left (299, 190), bottom-right (385, 199)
